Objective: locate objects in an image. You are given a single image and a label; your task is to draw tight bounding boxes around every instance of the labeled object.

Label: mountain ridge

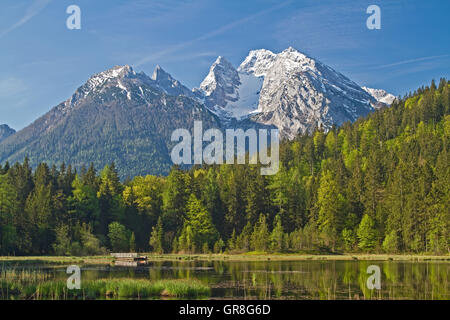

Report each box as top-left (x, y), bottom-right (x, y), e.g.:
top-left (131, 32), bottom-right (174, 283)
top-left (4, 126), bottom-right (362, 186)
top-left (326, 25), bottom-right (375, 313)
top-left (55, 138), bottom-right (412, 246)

top-left (196, 47), bottom-right (391, 139)
top-left (0, 124), bottom-right (15, 143)
top-left (0, 46), bottom-right (396, 176)
top-left (362, 86), bottom-right (397, 106)
top-left (0, 65), bottom-right (220, 178)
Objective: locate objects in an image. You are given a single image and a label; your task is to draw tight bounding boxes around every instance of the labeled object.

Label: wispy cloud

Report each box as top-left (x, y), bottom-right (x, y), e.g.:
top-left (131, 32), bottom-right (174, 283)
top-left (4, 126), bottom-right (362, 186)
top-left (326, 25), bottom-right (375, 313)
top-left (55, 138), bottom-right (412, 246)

top-left (158, 51), bottom-right (218, 63)
top-left (272, 0), bottom-right (404, 55)
top-left (0, 77), bottom-right (27, 97)
top-left (371, 54), bottom-right (450, 69)
top-left (272, 1), bottom-right (362, 54)
top-left (113, 0), bottom-right (200, 21)
top-left (0, 0), bottom-right (52, 38)
top-left (134, 0), bottom-right (292, 67)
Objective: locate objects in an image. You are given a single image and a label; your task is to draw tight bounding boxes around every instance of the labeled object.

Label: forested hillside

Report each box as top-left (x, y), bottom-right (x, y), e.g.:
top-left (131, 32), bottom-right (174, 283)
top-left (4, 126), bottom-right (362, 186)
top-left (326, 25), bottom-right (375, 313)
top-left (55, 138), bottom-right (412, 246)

top-left (0, 65), bottom-right (221, 178)
top-left (0, 79), bottom-right (448, 255)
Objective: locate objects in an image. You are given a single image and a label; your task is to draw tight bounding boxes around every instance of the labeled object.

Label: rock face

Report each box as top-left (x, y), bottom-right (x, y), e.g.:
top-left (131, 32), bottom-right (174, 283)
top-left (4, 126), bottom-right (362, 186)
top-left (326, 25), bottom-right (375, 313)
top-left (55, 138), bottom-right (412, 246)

top-left (196, 47), bottom-right (390, 139)
top-left (0, 65), bottom-right (219, 178)
top-left (0, 124), bottom-right (15, 143)
top-left (250, 47), bottom-right (377, 139)
top-left (198, 56), bottom-right (243, 118)
top-left (151, 65), bottom-right (199, 98)
top-left (238, 49), bottom-right (277, 76)
top-left (362, 86), bottom-right (396, 106)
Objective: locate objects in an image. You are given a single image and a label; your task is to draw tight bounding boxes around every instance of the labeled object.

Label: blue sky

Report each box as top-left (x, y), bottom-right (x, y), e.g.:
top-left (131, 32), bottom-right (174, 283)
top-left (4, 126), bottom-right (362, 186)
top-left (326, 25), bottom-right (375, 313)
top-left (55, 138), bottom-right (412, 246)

top-left (1, 0), bottom-right (449, 130)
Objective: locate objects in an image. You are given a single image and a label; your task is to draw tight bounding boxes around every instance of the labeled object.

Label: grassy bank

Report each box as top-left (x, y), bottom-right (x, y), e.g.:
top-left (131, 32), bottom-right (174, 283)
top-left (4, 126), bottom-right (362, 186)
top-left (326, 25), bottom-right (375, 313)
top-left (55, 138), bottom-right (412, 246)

top-left (143, 253), bottom-right (450, 262)
top-left (1, 253), bottom-right (449, 265)
top-left (0, 255), bottom-right (113, 265)
top-left (0, 277), bottom-right (210, 299)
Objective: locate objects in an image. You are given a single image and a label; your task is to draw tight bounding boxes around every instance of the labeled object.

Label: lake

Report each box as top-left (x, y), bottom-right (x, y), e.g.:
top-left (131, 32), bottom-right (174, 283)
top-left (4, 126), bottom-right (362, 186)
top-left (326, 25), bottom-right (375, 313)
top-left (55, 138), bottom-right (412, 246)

top-left (1, 259), bottom-right (448, 299)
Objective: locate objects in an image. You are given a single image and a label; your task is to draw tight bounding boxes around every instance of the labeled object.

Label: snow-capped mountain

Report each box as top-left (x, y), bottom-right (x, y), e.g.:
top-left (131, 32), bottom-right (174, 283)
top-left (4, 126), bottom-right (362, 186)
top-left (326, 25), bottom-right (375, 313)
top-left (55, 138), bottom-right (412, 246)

top-left (197, 56), bottom-right (245, 118)
top-left (238, 49), bottom-right (277, 76)
top-left (362, 86), bottom-right (396, 106)
top-left (0, 65), bottom-right (219, 177)
top-left (68, 64), bottom-right (197, 108)
top-left (0, 47), bottom-right (396, 177)
top-left (197, 52), bottom-right (272, 120)
top-left (196, 47), bottom-right (390, 139)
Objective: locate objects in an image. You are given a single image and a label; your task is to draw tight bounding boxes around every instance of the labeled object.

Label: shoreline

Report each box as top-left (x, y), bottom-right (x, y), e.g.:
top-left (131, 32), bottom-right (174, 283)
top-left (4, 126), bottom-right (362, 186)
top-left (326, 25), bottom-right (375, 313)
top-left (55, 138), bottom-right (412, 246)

top-left (0, 253), bottom-right (449, 265)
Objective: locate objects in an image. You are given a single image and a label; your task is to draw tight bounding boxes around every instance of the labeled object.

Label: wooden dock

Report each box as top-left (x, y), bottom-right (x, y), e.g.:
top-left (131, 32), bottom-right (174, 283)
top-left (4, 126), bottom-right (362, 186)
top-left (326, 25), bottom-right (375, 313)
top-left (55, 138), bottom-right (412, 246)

top-left (111, 253), bottom-right (148, 266)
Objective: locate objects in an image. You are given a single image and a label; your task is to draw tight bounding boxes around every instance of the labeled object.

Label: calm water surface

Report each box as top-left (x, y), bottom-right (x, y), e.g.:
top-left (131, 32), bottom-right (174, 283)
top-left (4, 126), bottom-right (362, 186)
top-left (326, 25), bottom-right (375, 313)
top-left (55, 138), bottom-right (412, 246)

top-left (2, 260), bottom-right (449, 299)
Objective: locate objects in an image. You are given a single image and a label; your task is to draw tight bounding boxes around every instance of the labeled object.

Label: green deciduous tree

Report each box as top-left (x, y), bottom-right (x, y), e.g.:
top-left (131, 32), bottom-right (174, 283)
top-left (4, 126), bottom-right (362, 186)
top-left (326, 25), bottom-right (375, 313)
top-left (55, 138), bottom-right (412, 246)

top-left (108, 222), bottom-right (130, 252)
top-left (357, 214), bottom-right (377, 251)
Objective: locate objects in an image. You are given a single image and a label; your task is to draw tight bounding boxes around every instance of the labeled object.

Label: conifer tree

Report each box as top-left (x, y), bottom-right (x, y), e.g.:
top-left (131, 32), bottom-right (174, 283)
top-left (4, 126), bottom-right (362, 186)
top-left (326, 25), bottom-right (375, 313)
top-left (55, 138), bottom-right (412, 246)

top-left (149, 216), bottom-right (164, 254)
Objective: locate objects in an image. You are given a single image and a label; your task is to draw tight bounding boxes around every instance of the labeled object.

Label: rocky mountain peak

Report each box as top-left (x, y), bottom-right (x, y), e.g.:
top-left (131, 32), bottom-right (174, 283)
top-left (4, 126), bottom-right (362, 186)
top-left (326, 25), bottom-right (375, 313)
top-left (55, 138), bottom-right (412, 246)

top-left (213, 55), bottom-right (230, 66)
top-left (89, 65), bottom-right (134, 84)
top-left (0, 124), bottom-right (16, 142)
top-left (238, 49), bottom-right (277, 77)
top-left (196, 46), bottom-right (386, 138)
top-left (0, 64), bottom-right (219, 178)
top-left (362, 86), bottom-right (396, 105)
top-left (151, 65), bottom-right (196, 98)
top-left (151, 65), bottom-right (171, 81)
top-left (66, 63), bottom-right (197, 109)
top-left (199, 56), bottom-right (239, 97)
top-left (275, 47), bottom-right (318, 74)
top-left (76, 65), bottom-right (137, 97)
top-left (208, 56), bottom-right (237, 77)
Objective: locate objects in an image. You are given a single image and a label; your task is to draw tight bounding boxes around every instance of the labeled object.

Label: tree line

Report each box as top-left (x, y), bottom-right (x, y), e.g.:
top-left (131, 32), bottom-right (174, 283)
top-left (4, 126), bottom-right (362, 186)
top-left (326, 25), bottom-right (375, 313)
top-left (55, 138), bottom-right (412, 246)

top-left (0, 79), bottom-right (448, 255)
